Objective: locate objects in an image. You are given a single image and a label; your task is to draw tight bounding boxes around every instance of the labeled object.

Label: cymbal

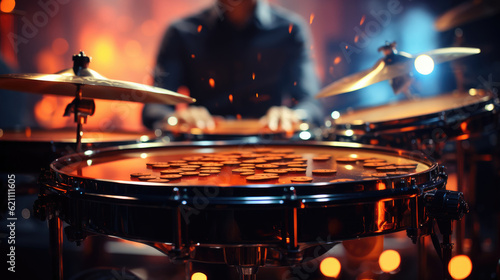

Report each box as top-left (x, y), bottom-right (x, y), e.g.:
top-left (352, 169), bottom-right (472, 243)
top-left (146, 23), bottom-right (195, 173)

top-left (435, 0), bottom-right (500, 32)
top-left (0, 69), bottom-right (195, 105)
top-left (316, 47), bottom-right (480, 98)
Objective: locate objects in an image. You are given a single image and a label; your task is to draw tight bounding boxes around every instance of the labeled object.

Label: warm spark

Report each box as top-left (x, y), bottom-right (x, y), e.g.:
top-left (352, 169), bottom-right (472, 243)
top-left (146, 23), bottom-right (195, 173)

top-left (209, 78), bottom-right (215, 88)
top-left (252, 73), bottom-right (255, 80)
top-left (229, 94), bottom-right (233, 103)
top-left (309, 13), bottom-right (315, 24)
top-left (360, 15), bottom-right (366, 25)
top-left (289, 24), bottom-right (293, 34)
top-left (334, 56), bottom-right (341, 65)
top-left (197, 25), bottom-right (202, 32)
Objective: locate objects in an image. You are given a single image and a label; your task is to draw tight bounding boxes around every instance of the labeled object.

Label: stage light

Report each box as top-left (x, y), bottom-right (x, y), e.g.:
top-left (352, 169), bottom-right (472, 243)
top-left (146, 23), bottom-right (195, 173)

top-left (299, 131), bottom-right (312, 140)
top-left (379, 249), bottom-right (401, 273)
top-left (320, 257), bottom-right (341, 278)
top-left (191, 272), bottom-right (207, 280)
top-left (167, 116), bottom-right (178, 126)
top-left (448, 255), bottom-right (472, 279)
top-left (331, 111), bottom-right (340, 119)
top-left (0, 0), bottom-right (15, 13)
top-left (414, 55), bottom-right (435, 75)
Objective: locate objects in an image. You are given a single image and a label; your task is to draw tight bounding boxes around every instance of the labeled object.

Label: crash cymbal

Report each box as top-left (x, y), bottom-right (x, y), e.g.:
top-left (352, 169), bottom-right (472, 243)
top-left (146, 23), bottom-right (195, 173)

top-left (0, 72), bottom-right (195, 105)
top-left (435, 0), bottom-right (500, 32)
top-left (316, 47), bottom-right (480, 98)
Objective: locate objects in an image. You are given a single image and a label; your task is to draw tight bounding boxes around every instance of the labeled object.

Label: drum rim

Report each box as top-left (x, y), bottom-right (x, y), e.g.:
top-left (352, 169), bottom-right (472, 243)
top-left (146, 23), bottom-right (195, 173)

top-left (333, 94), bottom-right (495, 132)
top-left (43, 140), bottom-right (441, 206)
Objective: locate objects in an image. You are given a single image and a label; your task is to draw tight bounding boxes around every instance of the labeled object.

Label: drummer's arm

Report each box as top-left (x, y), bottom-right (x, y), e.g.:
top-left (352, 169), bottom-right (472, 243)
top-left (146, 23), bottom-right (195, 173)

top-left (263, 18), bottom-right (323, 130)
top-left (142, 25), bottom-right (187, 130)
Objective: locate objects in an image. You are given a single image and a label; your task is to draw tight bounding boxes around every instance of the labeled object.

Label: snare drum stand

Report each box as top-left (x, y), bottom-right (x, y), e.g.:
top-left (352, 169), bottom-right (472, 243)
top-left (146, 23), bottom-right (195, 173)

top-left (414, 188), bottom-right (469, 280)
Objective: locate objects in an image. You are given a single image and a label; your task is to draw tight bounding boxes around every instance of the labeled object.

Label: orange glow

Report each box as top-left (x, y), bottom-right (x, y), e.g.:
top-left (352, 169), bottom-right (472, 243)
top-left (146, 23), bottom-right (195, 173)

top-left (460, 121), bottom-right (468, 132)
top-left (236, 114), bottom-right (242, 120)
top-left (34, 96), bottom-right (72, 129)
top-left (229, 94), bottom-right (233, 103)
top-left (320, 257), bottom-right (341, 278)
top-left (252, 72), bottom-right (255, 80)
top-left (293, 81), bottom-right (297, 86)
top-left (360, 15), bottom-right (366, 25)
top-left (197, 25), bottom-right (202, 32)
top-left (256, 93), bottom-right (259, 98)
top-left (345, 45), bottom-right (349, 50)
top-left (36, 49), bottom-right (64, 74)
top-left (354, 35), bottom-right (359, 43)
top-left (141, 20), bottom-right (159, 37)
top-left (309, 13), bottom-right (315, 24)
top-left (289, 23), bottom-right (293, 34)
top-left (52, 38), bottom-right (69, 56)
top-left (334, 56), bottom-right (341, 65)
top-left (191, 272), bottom-right (207, 280)
top-left (376, 182), bottom-right (386, 190)
top-left (90, 36), bottom-right (116, 66)
top-left (24, 127), bottom-right (31, 138)
top-left (209, 78), bottom-right (215, 88)
top-left (379, 250), bottom-right (401, 273)
top-left (191, 54), bottom-right (195, 58)
top-left (1, 0), bottom-right (15, 13)
top-left (124, 40), bottom-right (142, 58)
top-left (449, 255), bottom-right (472, 279)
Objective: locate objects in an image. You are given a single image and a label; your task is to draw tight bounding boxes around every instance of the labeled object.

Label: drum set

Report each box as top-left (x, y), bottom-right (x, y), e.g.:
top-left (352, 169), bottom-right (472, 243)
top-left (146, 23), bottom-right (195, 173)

top-left (0, 45), bottom-right (497, 280)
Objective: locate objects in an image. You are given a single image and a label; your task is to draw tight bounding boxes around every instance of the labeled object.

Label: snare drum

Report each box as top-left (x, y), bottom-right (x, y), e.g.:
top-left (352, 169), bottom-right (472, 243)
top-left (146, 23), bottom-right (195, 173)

top-left (328, 92), bottom-right (499, 151)
top-left (38, 141), bottom-right (448, 266)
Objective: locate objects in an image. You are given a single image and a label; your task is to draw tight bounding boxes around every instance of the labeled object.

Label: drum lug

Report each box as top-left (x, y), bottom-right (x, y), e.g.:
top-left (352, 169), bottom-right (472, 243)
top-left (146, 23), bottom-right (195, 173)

top-left (437, 165), bottom-right (448, 186)
top-left (169, 187), bottom-right (190, 260)
top-left (283, 186), bottom-right (303, 265)
top-left (406, 178), bottom-right (421, 244)
top-left (64, 225), bottom-right (87, 245)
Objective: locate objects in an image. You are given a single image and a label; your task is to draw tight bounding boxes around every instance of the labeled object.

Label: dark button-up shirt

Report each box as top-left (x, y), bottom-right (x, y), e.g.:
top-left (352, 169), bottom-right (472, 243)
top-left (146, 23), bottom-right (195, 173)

top-left (143, 1), bottom-right (323, 129)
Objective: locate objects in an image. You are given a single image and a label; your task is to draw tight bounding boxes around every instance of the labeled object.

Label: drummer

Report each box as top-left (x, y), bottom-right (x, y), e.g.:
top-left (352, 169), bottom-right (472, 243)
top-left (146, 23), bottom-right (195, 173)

top-left (142, 0), bottom-right (324, 131)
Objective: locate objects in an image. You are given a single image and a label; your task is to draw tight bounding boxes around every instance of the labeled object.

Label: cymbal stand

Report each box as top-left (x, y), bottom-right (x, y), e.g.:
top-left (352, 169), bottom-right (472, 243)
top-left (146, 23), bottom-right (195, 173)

top-left (63, 52), bottom-right (95, 153)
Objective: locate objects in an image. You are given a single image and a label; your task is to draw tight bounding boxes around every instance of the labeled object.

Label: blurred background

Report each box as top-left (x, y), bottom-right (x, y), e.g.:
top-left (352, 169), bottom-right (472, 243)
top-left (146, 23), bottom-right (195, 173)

top-left (0, 0), bottom-right (499, 279)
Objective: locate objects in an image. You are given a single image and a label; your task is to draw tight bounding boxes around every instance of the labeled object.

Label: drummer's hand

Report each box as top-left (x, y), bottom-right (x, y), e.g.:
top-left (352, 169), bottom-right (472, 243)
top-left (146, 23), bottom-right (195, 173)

top-left (260, 106), bottom-right (299, 131)
top-left (170, 106), bottom-right (216, 130)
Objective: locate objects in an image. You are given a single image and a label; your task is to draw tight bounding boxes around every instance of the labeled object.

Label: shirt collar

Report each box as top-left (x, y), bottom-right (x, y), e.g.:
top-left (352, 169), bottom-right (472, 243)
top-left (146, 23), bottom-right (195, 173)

top-left (209, 0), bottom-right (273, 29)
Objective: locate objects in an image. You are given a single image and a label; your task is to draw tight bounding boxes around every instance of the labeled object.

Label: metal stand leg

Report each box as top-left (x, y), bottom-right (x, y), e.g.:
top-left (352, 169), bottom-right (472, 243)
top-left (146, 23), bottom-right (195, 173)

top-left (455, 140), bottom-right (466, 254)
top-left (236, 267), bottom-right (258, 280)
top-left (49, 215), bottom-right (63, 280)
top-left (418, 236), bottom-right (427, 280)
top-left (184, 261), bottom-right (192, 280)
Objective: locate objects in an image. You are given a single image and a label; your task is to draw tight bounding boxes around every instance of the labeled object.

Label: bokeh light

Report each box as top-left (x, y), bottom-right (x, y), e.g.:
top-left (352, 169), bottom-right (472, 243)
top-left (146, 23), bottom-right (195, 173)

top-left (379, 250), bottom-right (401, 273)
top-left (448, 255), bottom-right (472, 280)
top-left (414, 54), bottom-right (435, 75)
top-left (52, 38), bottom-right (69, 56)
top-left (191, 272), bottom-right (207, 280)
top-left (320, 257), bottom-right (341, 278)
top-left (0, 0), bottom-right (15, 13)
